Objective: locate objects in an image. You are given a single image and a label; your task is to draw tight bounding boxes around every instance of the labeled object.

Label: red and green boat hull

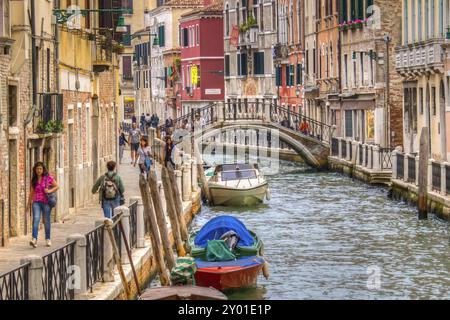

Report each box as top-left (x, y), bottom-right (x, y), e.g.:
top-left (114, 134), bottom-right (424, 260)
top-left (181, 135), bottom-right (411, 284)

top-left (194, 256), bottom-right (265, 291)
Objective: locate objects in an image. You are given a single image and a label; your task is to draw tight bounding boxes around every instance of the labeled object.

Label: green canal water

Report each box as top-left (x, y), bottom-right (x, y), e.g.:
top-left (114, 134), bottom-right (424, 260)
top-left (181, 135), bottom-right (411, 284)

top-left (190, 156), bottom-right (450, 300)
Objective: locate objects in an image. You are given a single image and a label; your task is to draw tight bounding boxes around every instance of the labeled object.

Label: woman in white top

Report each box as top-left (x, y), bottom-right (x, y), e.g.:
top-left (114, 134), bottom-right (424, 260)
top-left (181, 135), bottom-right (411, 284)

top-left (135, 137), bottom-right (152, 177)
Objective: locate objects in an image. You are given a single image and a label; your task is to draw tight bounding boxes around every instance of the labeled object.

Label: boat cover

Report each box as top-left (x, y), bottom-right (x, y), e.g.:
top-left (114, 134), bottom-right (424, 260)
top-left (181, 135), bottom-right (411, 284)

top-left (206, 240), bottom-right (236, 262)
top-left (195, 256), bottom-right (265, 269)
top-left (194, 216), bottom-right (255, 248)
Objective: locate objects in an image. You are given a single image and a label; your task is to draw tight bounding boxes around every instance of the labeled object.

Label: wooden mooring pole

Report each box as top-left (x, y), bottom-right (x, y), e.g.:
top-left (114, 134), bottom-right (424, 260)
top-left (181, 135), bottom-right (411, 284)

top-left (418, 127), bottom-right (429, 220)
top-left (138, 174), bottom-right (171, 286)
top-left (161, 167), bottom-right (186, 257)
top-left (147, 170), bottom-right (178, 269)
top-left (104, 219), bottom-right (131, 299)
top-left (167, 166), bottom-right (189, 241)
top-left (194, 143), bottom-right (212, 204)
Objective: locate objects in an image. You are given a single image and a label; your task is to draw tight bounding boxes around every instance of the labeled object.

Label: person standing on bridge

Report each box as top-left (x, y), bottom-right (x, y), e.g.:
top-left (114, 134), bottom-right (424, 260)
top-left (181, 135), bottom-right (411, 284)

top-left (299, 118), bottom-right (311, 136)
top-left (92, 161), bottom-right (125, 219)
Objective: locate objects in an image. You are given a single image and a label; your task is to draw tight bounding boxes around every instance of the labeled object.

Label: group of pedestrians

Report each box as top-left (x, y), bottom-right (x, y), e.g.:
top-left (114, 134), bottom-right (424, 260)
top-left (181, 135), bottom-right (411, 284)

top-left (27, 112), bottom-right (181, 249)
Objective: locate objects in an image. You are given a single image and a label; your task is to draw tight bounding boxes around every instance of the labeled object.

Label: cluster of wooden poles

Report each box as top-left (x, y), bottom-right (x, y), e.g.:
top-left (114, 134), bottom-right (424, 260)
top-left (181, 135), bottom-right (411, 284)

top-left (101, 164), bottom-right (191, 300)
top-left (139, 165), bottom-right (189, 286)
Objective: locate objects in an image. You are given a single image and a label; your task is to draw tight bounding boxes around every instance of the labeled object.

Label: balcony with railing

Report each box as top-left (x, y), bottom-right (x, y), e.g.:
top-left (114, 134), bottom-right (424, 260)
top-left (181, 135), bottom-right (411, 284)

top-left (395, 38), bottom-right (446, 75)
top-left (33, 94), bottom-right (64, 136)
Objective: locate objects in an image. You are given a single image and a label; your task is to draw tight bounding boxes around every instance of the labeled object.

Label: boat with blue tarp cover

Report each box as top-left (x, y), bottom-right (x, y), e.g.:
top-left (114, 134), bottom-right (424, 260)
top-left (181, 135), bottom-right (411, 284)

top-left (188, 216), bottom-right (268, 291)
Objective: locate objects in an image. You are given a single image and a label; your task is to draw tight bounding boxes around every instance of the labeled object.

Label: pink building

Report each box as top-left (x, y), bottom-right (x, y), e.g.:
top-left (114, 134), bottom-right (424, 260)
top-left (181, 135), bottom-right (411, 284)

top-left (180, 0), bottom-right (224, 115)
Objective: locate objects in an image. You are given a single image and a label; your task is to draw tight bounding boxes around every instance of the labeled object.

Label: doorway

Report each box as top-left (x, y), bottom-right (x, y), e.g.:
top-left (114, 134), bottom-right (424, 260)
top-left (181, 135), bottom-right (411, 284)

top-left (68, 123), bottom-right (75, 208)
top-left (8, 140), bottom-right (18, 238)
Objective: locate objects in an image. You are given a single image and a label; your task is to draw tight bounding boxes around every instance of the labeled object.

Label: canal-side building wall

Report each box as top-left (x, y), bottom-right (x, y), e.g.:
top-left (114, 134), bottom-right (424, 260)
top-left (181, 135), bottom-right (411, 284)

top-left (224, 0), bottom-right (278, 110)
top-left (0, 0), bottom-right (13, 246)
top-left (396, 0), bottom-right (449, 161)
top-left (275, 0), bottom-right (304, 115)
top-left (338, 0), bottom-right (403, 149)
top-left (303, 0), bottom-right (319, 121)
top-left (316, 0), bottom-right (340, 132)
top-left (180, 0), bottom-right (225, 116)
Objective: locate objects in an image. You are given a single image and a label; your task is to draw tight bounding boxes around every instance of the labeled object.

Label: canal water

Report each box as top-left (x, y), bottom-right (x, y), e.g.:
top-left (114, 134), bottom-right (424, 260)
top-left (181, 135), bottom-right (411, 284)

top-left (190, 156), bottom-right (450, 300)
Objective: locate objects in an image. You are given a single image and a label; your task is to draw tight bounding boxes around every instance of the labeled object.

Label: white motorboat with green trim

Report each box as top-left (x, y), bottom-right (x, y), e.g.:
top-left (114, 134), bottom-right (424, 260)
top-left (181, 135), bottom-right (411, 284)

top-left (208, 164), bottom-right (270, 206)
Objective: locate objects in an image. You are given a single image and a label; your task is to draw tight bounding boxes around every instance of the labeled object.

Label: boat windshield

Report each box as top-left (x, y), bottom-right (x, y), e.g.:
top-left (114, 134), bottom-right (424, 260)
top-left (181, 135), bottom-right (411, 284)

top-left (221, 170), bottom-right (257, 181)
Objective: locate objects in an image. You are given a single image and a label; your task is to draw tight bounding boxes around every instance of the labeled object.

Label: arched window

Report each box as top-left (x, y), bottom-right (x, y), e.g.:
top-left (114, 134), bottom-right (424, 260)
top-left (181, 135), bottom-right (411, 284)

top-left (225, 4), bottom-right (230, 36)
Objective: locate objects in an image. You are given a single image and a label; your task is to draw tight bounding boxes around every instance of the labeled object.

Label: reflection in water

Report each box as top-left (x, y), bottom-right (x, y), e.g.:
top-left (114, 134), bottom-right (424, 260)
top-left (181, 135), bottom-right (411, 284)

top-left (191, 156), bottom-right (450, 300)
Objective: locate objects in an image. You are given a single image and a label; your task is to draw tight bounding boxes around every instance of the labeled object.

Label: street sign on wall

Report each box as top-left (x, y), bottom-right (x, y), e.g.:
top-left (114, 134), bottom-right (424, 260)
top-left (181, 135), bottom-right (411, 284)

top-left (191, 65), bottom-right (198, 85)
top-left (205, 89), bottom-right (221, 95)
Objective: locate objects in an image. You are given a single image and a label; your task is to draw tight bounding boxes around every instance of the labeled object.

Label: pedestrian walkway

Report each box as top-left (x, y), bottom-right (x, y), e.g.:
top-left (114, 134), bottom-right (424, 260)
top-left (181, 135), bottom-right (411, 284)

top-left (0, 151), bottom-right (141, 274)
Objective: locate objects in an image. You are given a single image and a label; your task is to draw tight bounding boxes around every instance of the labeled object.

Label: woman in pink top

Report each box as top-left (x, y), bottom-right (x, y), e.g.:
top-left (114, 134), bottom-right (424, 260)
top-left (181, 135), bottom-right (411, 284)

top-left (26, 162), bottom-right (59, 248)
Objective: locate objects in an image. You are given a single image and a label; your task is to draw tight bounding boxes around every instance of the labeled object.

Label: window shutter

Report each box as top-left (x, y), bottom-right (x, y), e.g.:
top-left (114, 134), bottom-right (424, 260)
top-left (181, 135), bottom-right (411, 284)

top-left (242, 53), bottom-right (247, 75)
top-left (183, 28), bottom-right (189, 47)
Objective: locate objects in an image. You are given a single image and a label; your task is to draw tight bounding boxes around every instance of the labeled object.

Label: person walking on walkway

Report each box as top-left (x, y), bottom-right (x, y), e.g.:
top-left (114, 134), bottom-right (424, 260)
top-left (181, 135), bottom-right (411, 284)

top-left (164, 135), bottom-right (176, 168)
top-left (151, 113), bottom-right (160, 128)
top-left (26, 162), bottom-right (59, 248)
top-left (140, 113), bottom-right (146, 132)
top-left (129, 123), bottom-right (141, 165)
top-left (135, 136), bottom-right (152, 177)
top-left (119, 130), bottom-right (128, 164)
top-left (92, 161), bottom-right (125, 219)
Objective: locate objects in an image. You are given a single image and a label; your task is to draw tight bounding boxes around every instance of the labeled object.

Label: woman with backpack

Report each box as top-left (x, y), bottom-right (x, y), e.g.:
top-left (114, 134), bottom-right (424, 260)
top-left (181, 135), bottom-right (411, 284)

top-left (26, 162), bottom-right (59, 248)
top-left (92, 161), bottom-right (125, 219)
top-left (135, 137), bottom-right (152, 178)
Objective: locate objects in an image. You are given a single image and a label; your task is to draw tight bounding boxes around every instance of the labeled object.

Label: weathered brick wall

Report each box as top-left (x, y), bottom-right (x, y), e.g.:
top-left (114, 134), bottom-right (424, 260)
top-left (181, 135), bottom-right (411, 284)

top-left (379, 0), bottom-right (403, 148)
top-left (0, 53), bottom-right (10, 245)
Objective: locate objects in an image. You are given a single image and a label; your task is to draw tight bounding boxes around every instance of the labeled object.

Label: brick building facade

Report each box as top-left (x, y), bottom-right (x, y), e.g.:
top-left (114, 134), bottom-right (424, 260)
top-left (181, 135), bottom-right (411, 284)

top-left (338, 0), bottom-right (403, 148)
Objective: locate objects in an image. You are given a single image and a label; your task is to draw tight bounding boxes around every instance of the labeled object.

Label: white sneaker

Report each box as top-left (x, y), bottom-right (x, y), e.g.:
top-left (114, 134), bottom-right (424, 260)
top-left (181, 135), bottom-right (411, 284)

top-left (46, 240), bottom-right (52, 247)
top-left (30, 239), bottom-right (37, 248)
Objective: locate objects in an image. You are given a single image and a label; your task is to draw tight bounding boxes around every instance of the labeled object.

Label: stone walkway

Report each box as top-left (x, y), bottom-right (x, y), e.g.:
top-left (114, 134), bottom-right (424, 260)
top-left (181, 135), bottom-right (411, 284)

top-left (0, 151), bottom-right (141, 274)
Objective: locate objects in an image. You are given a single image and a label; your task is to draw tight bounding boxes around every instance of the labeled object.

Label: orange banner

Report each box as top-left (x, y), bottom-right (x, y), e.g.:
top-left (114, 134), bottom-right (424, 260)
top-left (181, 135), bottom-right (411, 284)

top-left (230, 25), bottom-right (239, 47)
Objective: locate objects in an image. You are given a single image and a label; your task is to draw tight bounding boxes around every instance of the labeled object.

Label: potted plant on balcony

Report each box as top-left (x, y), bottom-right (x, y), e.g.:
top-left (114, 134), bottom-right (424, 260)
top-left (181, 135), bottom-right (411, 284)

top-left (38, 120), bottom-right (65, 134)
top-left (354, 19), bottom-right (364, 29)
top-left (113, 44), bottom-right (125, 54)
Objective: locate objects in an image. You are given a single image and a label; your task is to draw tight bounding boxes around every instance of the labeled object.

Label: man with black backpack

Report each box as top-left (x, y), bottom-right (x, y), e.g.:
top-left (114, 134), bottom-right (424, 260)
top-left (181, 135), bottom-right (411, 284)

top-left (92, 161), bottom-right (125, 219)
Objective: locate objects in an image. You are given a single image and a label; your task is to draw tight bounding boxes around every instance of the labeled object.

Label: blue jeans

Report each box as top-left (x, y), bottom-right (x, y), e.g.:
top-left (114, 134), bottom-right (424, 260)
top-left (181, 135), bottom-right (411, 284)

top-left (32, 202), bottom-right (51, 240)
top-left (102, 197), bottom-right (121, 219)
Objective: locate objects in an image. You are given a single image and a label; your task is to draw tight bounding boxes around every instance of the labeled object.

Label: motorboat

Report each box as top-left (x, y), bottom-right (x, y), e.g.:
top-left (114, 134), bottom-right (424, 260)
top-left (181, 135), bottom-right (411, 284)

top-left (207, 163), bottom-right (270, 206)
top-left (188, 216), bottom-right (268, 291)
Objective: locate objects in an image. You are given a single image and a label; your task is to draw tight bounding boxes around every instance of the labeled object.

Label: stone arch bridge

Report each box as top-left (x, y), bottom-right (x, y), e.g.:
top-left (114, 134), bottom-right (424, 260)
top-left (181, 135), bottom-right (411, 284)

top-left (156, 103), bottom-right (334, 169)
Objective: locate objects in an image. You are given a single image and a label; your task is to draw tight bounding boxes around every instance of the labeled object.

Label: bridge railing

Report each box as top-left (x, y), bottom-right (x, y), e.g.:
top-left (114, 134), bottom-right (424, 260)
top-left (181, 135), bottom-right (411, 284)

top-left (271, 104), bottom-right (332, 145)
top-left (157, 103), bottom-right (217, 135)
